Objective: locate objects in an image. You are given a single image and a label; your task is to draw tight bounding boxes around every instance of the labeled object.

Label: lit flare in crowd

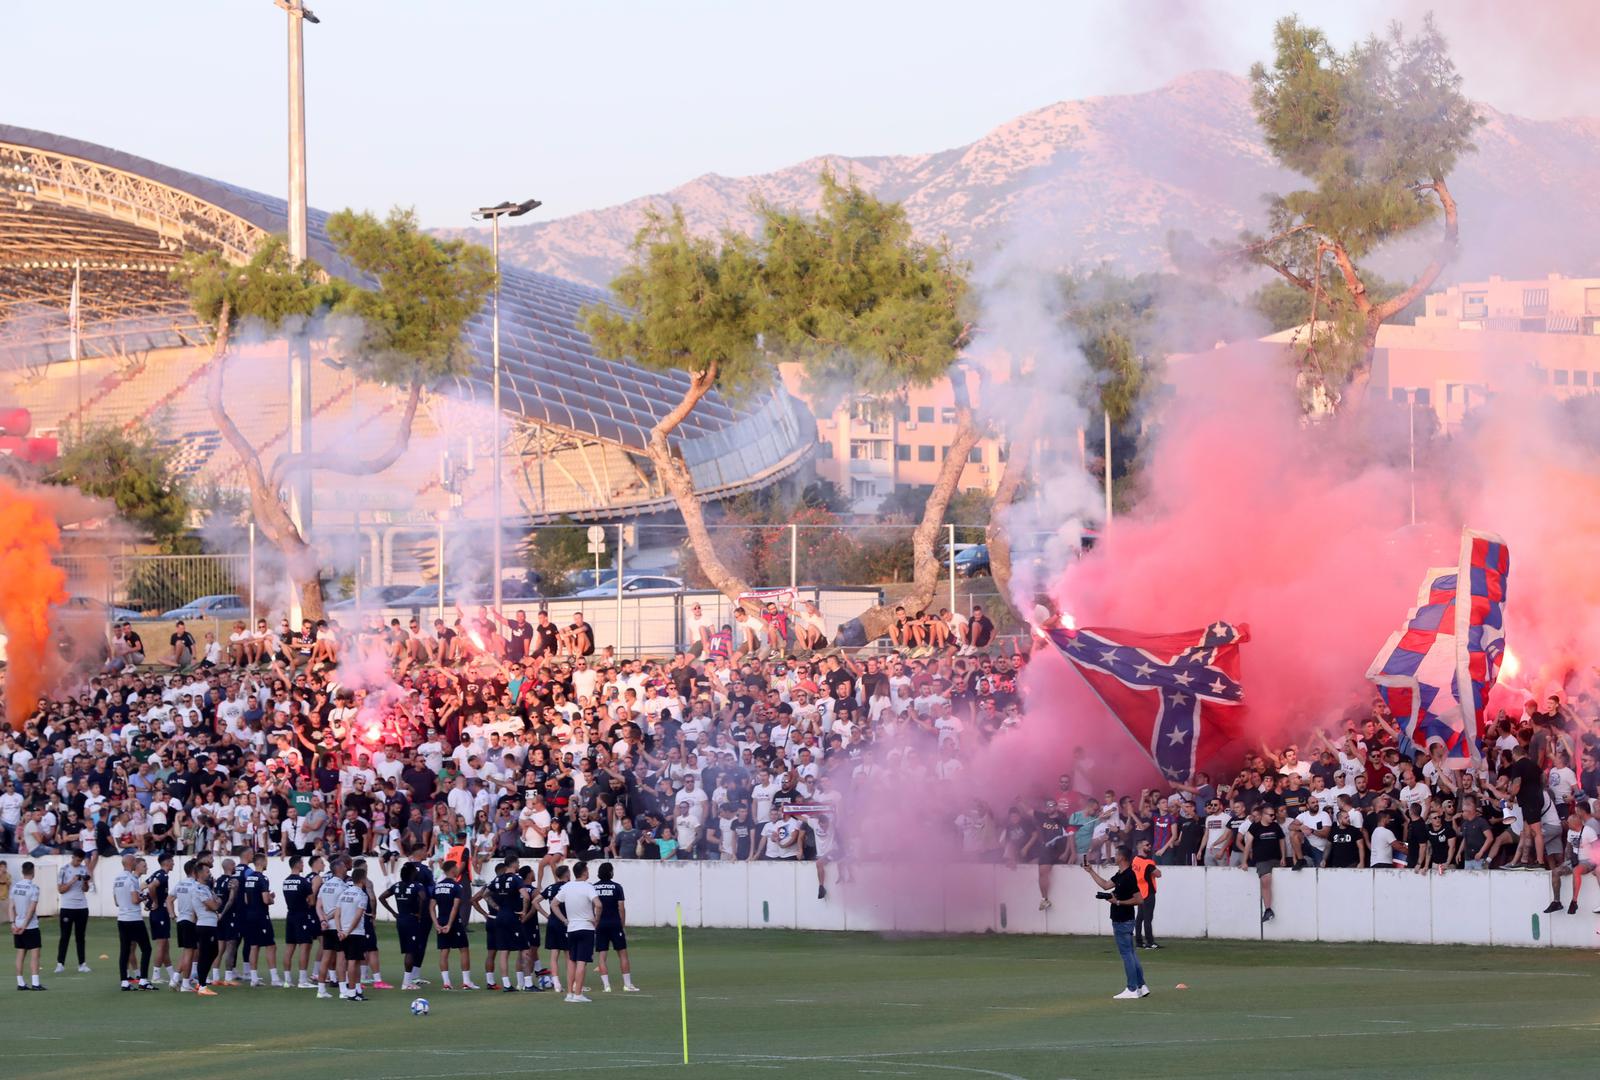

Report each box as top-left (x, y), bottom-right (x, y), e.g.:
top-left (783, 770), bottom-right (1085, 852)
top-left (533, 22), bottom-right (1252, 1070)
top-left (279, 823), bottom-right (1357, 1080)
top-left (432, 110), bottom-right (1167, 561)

top-left (0, 479), bottom-right (68, 731)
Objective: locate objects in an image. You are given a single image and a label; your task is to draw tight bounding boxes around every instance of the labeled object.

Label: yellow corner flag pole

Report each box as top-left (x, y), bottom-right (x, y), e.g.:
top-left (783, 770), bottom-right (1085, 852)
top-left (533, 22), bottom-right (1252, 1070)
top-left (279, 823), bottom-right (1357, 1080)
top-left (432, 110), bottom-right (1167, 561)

top-left (676, 902), bottom-right (689, 1064)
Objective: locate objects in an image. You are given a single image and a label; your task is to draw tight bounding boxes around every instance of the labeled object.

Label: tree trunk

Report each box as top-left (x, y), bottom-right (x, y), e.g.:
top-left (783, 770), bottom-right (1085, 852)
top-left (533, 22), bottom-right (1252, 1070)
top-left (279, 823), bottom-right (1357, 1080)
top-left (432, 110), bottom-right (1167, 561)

top-left (856, 372), bottom-right (983, 641)
top-left (986, 404), bottom-right (1040, 624)
top-left (205, 301), bottom-right (326, 621)
top-left (647, 362), bottom-right (753, 606)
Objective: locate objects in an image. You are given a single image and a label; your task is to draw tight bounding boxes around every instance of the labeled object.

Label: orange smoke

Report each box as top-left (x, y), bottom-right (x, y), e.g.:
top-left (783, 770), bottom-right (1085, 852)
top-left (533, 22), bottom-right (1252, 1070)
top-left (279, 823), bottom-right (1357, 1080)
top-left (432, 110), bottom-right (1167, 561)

top-left (0, 479), bottom-right (68, 731)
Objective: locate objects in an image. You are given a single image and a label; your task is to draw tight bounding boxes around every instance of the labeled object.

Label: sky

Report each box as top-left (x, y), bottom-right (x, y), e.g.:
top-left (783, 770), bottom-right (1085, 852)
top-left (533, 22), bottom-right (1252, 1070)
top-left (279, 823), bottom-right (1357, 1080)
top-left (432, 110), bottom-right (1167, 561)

top-left (6, 1), bottom-right (1597, 230)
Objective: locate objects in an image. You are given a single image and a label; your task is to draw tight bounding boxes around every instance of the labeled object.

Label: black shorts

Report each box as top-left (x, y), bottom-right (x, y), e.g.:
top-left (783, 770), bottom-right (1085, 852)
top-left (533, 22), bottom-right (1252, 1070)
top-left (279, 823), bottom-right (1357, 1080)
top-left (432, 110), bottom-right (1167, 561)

top-left (176, 920), bottom-right (196, 950)
top-left (397, 922), bottom-right (427, 957)
top-left (565, 929), bottom-right (595, 963)
top-left (544, 923), bottom-right (567, 952)
top-left (193, 925), bottom-right (217, 949)
top-left (595, 924), bottom-right (627, 952)
top-left (286, 914), bottom-right (319, 946)
top-left (217, 917), bottom-right (240, 942)
top-left (244, 920), bottom-right (276, 948)
top-left (1253, 862), bottom-right (1276, 877)
top-left (149, 910), bottom-right (172, 941)
top-left (436, 926), bottom-right (468, 950)
top-left (321, 928), bottom-right (340, 952)
top-left (13, 928), bottom-right (41, 950)
top-left (341, 934), bottom-right (368, 961)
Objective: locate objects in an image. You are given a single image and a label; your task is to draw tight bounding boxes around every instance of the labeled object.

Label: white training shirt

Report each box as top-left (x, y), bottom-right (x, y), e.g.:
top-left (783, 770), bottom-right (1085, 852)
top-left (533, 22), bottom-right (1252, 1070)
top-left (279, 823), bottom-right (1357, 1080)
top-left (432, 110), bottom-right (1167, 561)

top-left (171, 877), bottom-right (196, 922)
top-left (112, 870), bottom-right (145, 922)
top-left (318, 875), bottom-right (346, 926)
top-left (556, 879), bottom-right (599, 933)
top-left (57, 863), bottom-right (91, 910)
top-left (336, 881), bottom-right (368, 935)
top-left (193, 882), bottom-right (219, 928)
top-left (10, 879), bottom-right (41, 930)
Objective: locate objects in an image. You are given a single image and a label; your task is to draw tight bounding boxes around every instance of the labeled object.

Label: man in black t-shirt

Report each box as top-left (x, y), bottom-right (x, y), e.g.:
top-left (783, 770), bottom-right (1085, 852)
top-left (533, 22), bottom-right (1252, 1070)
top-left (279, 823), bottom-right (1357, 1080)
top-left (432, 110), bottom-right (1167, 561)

top-left (1243, 805), bottom-right (1285, 923)
top-left (967, 606), bottom-right (994, 650)
top-left (170, 622), bottom-right (196, 669)
top-left (1325, 809), bottom-right (1365, 868)
top-left (1085, 845), bottom-right (1147, 999)
top-left (503, 611), bottom-right (534, 663)
top-left (533, 612), bottom-right (560, 658)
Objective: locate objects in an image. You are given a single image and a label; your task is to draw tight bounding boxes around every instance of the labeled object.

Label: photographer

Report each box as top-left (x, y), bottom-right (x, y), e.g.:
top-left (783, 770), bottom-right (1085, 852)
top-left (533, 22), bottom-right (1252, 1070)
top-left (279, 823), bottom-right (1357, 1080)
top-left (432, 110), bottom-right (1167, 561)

top-left (1084, 846), bottom-right (1148, 1000)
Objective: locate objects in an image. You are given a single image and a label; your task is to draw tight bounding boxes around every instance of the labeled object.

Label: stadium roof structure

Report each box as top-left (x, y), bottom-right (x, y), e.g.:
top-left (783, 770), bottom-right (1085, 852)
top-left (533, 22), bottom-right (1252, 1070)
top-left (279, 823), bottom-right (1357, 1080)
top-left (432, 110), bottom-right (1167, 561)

top-left (0, 124), bottom-right (812, 516)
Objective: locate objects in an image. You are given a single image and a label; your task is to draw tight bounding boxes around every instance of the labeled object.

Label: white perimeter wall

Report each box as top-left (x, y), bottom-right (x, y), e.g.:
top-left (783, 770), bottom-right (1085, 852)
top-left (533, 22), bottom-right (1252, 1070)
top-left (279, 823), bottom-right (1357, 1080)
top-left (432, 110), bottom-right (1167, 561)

top-left (3, 855), bottom-right (1582, 949)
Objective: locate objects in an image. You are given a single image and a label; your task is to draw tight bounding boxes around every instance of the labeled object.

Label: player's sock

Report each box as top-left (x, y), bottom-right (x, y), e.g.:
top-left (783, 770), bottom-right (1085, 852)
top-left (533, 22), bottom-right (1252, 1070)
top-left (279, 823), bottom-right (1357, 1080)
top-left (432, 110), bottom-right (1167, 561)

top-left (31, 975), bottom-right (40, 987)
top-left (16, 976), bottom-right (23, 988)
top-left (441, 972), bottom-right (453, 988)
top-left (600, 974), bottom-right (611, 990)
top-left (623, 974), bottom-right (635, 989)
top-left (270, 969), bottom-right (282, 986)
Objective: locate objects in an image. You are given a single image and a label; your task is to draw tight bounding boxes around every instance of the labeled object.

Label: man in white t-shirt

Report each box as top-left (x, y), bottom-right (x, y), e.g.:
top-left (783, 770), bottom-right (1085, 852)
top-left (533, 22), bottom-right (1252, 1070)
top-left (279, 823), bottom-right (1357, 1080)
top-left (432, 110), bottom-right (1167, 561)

top-left (555, 861), bottom-right (601, 1003)
top-left (1291, 805), bottom-right (1333, 868)
top-left (55, 849), bottom-right (92, 973)
top-left (758, 806), bottom-right (802, 860)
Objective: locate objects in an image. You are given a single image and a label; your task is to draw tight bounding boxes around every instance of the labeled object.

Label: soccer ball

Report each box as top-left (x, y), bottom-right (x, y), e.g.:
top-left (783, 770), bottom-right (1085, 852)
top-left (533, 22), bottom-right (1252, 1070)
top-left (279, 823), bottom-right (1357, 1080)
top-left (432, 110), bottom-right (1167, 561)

top-left (410, 997), bottom-right (430, 1016)
top-left (536, 973), bottom-right (556, 991)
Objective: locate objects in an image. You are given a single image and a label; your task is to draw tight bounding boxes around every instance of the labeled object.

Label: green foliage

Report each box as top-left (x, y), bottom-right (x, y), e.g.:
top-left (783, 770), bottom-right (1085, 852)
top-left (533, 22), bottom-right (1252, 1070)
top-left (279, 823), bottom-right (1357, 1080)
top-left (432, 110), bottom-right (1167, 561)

top-left (324, 208), bottom-right (497, 385)
top-left (43, 424), bottom-right (193, 550)
top-left (524, 516), bottom-right (613, 596)
top-left (583, 174), bottom-right (974, 416)
top-left (1250, 15), bottom-right (1480, 261)
top-left (759, 173), bottom-right (973, 409)
top-left (177, 211), bottom-right (495, 389)
top-left (799, 479), bottom-right (850, 514)
top-left (176, 236), bottom-right (342, 334)
top-left (582, 208), bottom-right (768, 397)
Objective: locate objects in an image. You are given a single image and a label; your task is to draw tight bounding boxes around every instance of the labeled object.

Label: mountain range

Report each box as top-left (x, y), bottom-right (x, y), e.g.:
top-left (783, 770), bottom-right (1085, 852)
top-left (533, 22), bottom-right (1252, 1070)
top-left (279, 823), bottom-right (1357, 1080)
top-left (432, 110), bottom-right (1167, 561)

top-left (440, 70), bottom-right (1600, 291)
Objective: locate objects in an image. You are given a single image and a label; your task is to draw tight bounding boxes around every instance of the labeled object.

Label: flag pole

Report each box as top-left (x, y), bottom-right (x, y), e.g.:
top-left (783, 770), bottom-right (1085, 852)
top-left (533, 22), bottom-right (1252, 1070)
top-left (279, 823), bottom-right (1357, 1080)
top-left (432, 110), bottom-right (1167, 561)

top-left (676, 902), bottom-right (689, 1065)
top-left (71, 261), bottom-right (82, 440)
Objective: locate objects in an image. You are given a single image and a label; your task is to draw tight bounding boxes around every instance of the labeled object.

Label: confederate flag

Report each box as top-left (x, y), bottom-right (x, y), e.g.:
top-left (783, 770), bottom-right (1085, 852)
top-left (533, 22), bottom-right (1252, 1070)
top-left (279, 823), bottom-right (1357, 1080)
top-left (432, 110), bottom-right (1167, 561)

top-left (1044, 622), bottom-right (1250, 780)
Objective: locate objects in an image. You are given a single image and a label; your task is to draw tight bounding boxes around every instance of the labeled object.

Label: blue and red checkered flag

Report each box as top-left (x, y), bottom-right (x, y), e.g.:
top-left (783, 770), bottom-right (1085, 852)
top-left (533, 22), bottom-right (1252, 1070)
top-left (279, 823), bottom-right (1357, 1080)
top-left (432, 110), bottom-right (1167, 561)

top-left (1366, 529), bottom-right (1509, 765)
top-left (1043, 622), bottom-right (1250, 780)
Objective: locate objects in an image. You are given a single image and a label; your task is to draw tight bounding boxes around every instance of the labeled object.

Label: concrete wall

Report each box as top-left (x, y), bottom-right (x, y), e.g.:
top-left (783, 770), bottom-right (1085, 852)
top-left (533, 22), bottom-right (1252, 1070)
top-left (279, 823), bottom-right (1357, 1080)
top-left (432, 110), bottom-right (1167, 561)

top-left (1, 855), bottom-right (1572, 948)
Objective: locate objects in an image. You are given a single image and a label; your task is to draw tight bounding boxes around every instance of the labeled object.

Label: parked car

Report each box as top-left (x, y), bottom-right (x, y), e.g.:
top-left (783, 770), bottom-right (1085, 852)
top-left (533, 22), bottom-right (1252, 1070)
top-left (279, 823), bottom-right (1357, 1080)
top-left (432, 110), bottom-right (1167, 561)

top-left (566, 567), bottom-right (619, 592)
top-left (391, 577), bottom-right (547, 613)
top-left (571, 574), bottom-right (684, 599)
top-left (57, 595), bottom-right (143, 622)
top-left (326, 584), bottom-right (424, 613)
top-left (953, 544), bottom-right (990, 578)
top-left (161, 594), bottom-right (250, 621)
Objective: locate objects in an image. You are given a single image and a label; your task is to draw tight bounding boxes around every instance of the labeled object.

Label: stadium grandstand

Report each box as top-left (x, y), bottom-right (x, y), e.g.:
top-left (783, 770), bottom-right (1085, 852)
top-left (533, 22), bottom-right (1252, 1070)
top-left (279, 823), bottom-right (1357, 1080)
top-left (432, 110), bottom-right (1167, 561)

top-left (0, 125), bottom-right (814, 557)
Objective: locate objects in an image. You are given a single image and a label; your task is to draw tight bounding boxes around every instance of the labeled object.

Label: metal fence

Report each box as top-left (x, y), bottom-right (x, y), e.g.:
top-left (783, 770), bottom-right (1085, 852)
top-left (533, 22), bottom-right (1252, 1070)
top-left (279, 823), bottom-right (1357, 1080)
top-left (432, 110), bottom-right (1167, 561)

top-left (57, 553), bottom-right (250, 620)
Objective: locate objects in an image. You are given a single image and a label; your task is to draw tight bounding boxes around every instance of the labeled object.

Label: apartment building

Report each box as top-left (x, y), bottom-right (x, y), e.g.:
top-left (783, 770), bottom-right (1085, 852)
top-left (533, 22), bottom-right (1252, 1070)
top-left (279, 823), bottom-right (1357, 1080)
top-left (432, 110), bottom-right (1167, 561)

top-left (779, 362), bottom-right (1011, 514)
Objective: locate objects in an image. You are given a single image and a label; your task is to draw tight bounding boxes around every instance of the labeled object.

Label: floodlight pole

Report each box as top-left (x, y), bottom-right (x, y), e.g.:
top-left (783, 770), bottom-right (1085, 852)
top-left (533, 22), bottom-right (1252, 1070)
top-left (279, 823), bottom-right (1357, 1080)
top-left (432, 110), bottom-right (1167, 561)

top-left (278, 0), bottom-right (317, 622)
top-left (471, 198), bottom-right (542, 615)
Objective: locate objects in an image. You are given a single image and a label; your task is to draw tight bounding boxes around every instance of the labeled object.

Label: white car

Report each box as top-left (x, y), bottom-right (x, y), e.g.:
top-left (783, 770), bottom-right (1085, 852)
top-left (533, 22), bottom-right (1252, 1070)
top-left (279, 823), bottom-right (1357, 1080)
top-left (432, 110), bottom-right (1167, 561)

top-left (570, 575), bottom-right (684, 599)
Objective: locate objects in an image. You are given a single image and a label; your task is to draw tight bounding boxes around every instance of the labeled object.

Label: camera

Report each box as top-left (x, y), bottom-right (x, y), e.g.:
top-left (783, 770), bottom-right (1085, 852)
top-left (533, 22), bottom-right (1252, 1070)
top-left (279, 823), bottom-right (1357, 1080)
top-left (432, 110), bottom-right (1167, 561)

top-left (1094, 891), bottom-right (1113, 901)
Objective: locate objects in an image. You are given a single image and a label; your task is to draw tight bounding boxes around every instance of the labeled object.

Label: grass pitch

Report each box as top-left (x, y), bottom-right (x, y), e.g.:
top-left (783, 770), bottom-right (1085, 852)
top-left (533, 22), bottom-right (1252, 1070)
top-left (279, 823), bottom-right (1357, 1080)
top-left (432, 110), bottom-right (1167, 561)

top-left (7, 920), bottom-right (1598, 1079)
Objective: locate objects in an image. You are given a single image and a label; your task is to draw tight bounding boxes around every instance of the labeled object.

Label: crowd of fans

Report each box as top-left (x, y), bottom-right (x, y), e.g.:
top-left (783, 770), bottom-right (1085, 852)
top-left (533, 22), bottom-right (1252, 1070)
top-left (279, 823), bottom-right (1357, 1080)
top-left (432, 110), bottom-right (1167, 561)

top-left (4, 599), bottom-right (1598, 936)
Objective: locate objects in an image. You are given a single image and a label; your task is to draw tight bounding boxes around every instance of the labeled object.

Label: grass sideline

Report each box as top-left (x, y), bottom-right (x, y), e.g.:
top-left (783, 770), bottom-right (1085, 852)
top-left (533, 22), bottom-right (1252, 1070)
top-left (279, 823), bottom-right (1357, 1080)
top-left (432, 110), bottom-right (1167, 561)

top-left (7, 919), bottom-right (1598, 1079)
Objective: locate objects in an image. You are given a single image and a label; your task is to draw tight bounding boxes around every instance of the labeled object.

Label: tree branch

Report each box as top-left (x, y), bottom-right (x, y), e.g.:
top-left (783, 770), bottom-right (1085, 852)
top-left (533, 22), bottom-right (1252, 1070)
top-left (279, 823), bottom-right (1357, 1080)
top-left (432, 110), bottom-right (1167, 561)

top-left (268, 375), bottom-right (424, 489)
top-left (1370, 174), bottom-right (1459, 324)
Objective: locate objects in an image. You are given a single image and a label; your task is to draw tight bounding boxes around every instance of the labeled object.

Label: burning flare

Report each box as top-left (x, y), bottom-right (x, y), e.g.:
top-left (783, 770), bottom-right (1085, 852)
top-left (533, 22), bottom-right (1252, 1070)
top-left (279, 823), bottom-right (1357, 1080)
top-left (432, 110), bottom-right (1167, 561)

top-left (1499, 645), bottom-right (1522, 685)
top-left (0, 480), bottom-right (68, 730)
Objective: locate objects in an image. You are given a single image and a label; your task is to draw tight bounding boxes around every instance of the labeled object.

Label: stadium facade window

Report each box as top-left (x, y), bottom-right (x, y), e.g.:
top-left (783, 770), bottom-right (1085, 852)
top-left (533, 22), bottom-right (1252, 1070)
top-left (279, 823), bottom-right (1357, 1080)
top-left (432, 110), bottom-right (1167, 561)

top-left (940, 407), bottom-right (956, 424)
top-left (916, 406), bottom-right (934, 423)
top-left (895, 444), bottom-right (910, 461)
top-left (1554, 369), bottom-right (1569, 385)
top-left (1414, 388), bottom-right (1431, 405)
top-left (1577, 371), bottom-right (1590, 387)
top-left (917, 445), bottom-right (935, 462)
top-left (968, 448), bottom-right (982, 463)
